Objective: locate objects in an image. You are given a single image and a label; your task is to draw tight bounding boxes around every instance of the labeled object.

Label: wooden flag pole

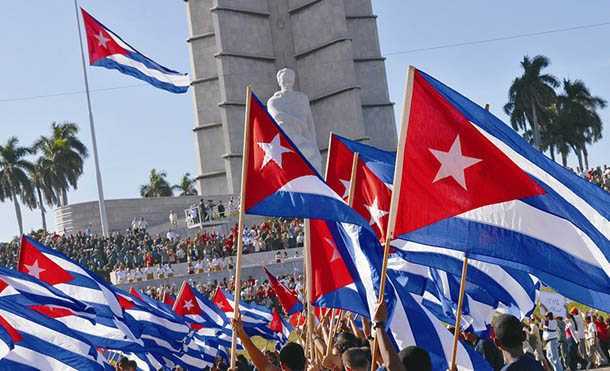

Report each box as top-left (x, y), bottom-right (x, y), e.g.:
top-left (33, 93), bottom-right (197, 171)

top-left (347, 153), bottom-right (359, 208)
top-left (325, 308), bottom-right (338, 356)
top-left (370, 66), bottom-right (416, 371)
top-left (230, 85), bottom-right (253, 369)
top-left (449, 255), bottom-right (469, 370)
top-left (304, 218), bottom-right (314, 361)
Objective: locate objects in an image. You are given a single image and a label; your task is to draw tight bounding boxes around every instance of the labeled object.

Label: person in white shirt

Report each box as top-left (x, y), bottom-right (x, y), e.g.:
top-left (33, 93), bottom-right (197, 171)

top-left (195, 259), bottom-right (204, 274)
top-left (165, 264), bottom-right (174, 278)
top-left (568, 307), bottom-right (587, 359)
top-left (541, 310), bottom-right (563, 371)
top-left (138, 217), bottom-right (148, 232)
top-left (127, 270), bottom-right (134, 283)
top-left (135, 267), bottom-right (143, 282)
top-left (586, 315), bottom-right (608, 367)
top-left (116, 267), bottom-right (127, 284)
top-left (166, 229), bottom-right (176, 240)
top-left (145, 265), bottom-right (154, 280)
top-left (156, 265), bottom-right (165, 279)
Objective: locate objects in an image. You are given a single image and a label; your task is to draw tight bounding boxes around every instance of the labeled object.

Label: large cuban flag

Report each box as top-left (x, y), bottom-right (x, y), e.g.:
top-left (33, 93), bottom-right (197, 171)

top-left (80, 8), bottom-right (189, 94)
top-left (389, 68), bottom-right (610, 311)
top-left (244, 93), bottom-right (371, 229)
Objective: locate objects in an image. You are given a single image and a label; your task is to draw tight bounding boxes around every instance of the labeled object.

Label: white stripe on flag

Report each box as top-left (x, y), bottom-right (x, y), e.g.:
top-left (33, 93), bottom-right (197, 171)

top-left (471, 121), bottom-right (610, 276)
top-left (108, 54), bottom-right (190, 87)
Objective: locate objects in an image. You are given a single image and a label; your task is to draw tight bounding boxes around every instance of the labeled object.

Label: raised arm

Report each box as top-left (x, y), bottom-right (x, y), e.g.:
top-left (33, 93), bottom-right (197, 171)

top-left (232, 314), bottom-right (280, 371)
top-left (372, 301), bottom-right (404, 371)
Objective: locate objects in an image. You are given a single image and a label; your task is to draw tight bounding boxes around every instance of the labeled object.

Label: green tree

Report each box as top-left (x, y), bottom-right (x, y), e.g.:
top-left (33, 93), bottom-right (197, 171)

top-left (140, 169), bottom-right (173, 197)
top-left (0, 137), bottom-right (35, 236)
top-left (29, 158), bottom-right (57, 231)
top-left (33, 122), bottom-right (88, 206)
top-left (554, 79), bottom-right (606, 169)
top-left (504, 55), bottom-right (559, 150)
top-left (172, 172), bottom-right (198, 196)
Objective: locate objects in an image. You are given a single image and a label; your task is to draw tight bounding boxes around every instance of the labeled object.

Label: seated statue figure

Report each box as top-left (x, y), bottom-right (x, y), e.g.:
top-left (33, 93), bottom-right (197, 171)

top-left (267, 68), bottom-right (323, 173)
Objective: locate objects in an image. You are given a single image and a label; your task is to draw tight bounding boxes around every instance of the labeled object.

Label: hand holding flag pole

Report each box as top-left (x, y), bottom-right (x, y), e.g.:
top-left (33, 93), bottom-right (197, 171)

top-left (230, 85), bottom-right (253, 369)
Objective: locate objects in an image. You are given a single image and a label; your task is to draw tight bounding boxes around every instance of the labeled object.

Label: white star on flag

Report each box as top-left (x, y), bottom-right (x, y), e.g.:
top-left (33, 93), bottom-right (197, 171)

top-left (24, 259), bottom-right (46, 279)
top-left (324, 238), bottom-right (342, 263)
top-left (364, 197), bottom-right (389, 231)
top-left (340, 179), bottom-right (351, 199)
top-left (257, 134), bottom-right (292, 170)
top-left (429, 135), bottom-right (482, 190)
top-left (94, 31), bottom-right (110, 48)
top-left (183, 299), bottom-right (194, 311)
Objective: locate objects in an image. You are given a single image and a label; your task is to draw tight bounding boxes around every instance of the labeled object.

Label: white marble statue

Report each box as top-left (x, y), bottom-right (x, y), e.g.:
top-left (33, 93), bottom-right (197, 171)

top-left (267, 68), bottom-right (323, 173)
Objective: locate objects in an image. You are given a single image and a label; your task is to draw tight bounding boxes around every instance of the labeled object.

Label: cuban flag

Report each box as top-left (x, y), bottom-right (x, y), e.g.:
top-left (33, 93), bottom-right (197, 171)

top-left (386, 274), bottom-right (493, 371)
top-left (173, 282), bottom-right (228, 331)
top-left (213, 287), bottom-right (272, 325)
top-left (269, 308), bottom-right (293, 345)
top-left (263, 266), bottom-right (303, 316)
top-left (0, 267), bottom-right (96, 319)
top-left (388, 243), bottom-right (537, 320)
top-left (18, 236), bottom-right (123, 320)
top-left (80, 8), bottom-right (189, 94)
top-left (326, 134), bottom-right (393, 242)
top-left (0, 298), bottom-right (112, 370)
top-left (244, 93), bottom-right (371, 229)
top-left (309, 219), bottom-right (373, 318)
top-left (114, 289), bottom-right (192, 353)
top-left (388, 68), bottom-right (610, 312)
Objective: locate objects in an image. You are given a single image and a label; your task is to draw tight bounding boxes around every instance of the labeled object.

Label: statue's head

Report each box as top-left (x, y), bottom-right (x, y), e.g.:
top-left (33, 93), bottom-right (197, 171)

top-left (277, 68), bottom-right (295, 92)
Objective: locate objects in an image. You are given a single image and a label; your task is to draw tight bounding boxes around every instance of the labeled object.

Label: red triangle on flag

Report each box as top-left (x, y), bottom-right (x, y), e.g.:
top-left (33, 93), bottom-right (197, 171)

top-left (0, 314), bottom-right (22, 342)
top-left (310, 220), bottom-right (354, 303)
top-left (18, 237), bottom-right (74, 286)
top-left (29, 305), bottom-right (75, 319)
top-left (173, 283), bottom-right (203, 316)
top-left (394, 70), bottom-right (546, 235)
top-left (80, 8), bottom-right (129, 64)
top-left (269, 308), bottom-right (283, 333)
top-left (244, 94), bottom-right (318, 211)
top-left (212, 288), bottom-right (233, 313)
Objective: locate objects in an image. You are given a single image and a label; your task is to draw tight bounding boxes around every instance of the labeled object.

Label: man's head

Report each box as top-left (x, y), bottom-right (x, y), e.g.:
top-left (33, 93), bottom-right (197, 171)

top-left (279, 342), bottom-right (305, 371)
top-left (585, 315), bottom-right (592, 323)
top-left (398, 346), bottom-right (432, 371)
top-left (342, 347), bottom-right (371, 371)
top-left (334, 332), bottom-right (362, 355)
top-left (277, 68), bottom-right (295, 92)
top-left (545, 311), bottom-right (553, 320)
top-left (117, 357), bottom-right (130, 370)
top-left (494, 314), bottom-right (526, 352)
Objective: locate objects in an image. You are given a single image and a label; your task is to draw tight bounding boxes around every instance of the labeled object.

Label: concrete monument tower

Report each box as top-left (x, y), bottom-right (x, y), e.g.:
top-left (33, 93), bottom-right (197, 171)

top-left (185, 0), bottom-right (397, 195)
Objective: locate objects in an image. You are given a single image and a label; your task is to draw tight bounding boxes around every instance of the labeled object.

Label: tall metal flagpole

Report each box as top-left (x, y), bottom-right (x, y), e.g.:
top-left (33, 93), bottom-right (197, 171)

top-left (73, 0), bottom-right (110, 237)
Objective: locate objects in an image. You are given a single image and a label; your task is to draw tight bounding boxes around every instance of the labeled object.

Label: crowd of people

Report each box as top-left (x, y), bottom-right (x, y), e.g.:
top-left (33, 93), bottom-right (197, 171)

top-left (139, 272), bottom-right (304, 315)
top-left (0, 216), bottom-right (303, 283)
top-left (571, 164), bottom-right (610, 192)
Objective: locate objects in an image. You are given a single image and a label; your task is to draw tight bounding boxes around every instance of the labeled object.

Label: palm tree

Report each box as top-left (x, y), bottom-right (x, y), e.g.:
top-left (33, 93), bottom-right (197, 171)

top-left (140, 169), bottom-right (173, 197)
top-left (555, 79), bottom-right (606, 169)
top-left (0, 137), bottom-right (35, 236)
top-left (29, 158), bottom-right (57, 231)
top-left (33, 122), bottom-right (88, 206)
top-left (172, 172), bottom-right (198, 196)
top-left (504, 55), bottom-right (559, 150)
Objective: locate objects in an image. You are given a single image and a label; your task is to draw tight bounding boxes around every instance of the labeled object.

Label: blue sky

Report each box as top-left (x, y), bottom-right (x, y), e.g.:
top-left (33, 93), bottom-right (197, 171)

top-left (1, 1), bottom-right (608, 241)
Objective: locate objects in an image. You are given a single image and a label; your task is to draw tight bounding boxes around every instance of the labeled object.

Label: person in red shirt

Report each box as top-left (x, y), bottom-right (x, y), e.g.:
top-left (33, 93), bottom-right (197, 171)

top-left (144, 252), bottom-right (155, 267)
top-left (596, 315), bottom-right (610, 361)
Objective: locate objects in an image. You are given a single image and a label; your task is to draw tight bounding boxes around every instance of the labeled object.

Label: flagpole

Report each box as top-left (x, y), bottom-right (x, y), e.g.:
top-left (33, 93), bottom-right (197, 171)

top-left (73, 0), bottom-right (109, 237)
top-left (304, 218), bottom-right (314, 361)
top-left (230, 85), bottom-right (252, 369)
top-left (449, 255), bottom-right (469, 370)
top-left (370, 66), bottom-right (416, 371)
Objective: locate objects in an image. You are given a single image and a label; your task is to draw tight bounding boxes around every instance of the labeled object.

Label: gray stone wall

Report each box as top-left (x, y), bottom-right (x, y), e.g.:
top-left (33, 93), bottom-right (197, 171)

top-left (185, 0), bottom-right (396, 195)
top-left (53, 194), bottom-right (266, 237)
